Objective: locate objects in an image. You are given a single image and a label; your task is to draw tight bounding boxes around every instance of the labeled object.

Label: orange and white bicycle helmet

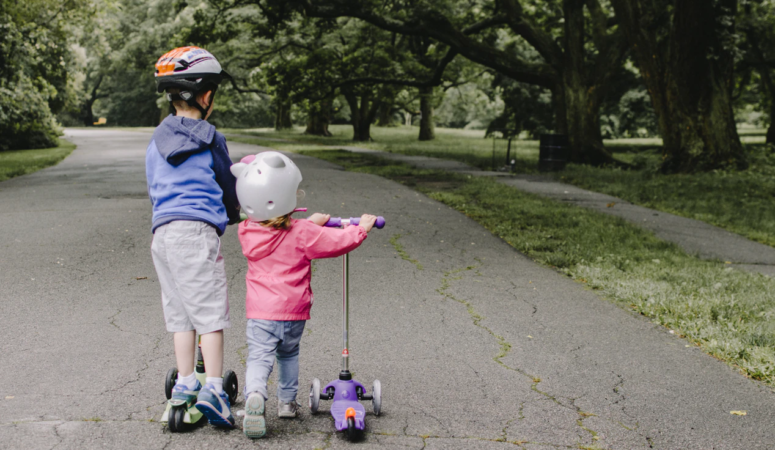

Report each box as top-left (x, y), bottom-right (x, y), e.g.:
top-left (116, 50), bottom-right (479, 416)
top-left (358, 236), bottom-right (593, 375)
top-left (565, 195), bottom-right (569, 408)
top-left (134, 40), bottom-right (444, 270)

top-left (155, 46), bottom-right (231, 118)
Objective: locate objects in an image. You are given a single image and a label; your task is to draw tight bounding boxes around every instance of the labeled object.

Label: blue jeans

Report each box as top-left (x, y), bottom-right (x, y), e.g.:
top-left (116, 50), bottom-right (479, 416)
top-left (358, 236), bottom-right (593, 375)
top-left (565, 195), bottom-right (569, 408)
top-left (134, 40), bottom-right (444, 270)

top-left (245, 319), bottom-right (306, 402)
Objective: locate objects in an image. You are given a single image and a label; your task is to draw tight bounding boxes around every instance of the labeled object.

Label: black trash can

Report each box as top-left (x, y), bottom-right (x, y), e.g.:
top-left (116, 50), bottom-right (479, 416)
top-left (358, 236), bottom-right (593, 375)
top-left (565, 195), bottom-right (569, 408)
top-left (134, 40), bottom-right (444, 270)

top-left (539, 134), bottom-right (569, 172)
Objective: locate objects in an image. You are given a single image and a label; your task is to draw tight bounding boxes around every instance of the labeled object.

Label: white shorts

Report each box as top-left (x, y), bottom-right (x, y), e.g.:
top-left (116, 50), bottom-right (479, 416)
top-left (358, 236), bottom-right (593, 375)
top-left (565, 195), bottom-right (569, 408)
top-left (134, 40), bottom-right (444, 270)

top-left (151, 220), bottom-right (230, 334)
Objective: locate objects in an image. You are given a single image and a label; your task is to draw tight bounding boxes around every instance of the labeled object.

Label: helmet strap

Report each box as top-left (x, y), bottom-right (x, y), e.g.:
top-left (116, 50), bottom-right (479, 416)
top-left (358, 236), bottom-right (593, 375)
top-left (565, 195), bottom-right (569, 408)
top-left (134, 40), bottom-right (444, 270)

top-left (166, 88), bottom-right (216, 120)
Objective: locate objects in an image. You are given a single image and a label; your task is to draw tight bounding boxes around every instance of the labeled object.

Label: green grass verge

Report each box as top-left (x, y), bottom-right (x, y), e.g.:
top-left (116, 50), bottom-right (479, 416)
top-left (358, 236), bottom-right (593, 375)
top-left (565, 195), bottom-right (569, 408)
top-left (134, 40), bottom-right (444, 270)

top-left (299, 149), bottom-right (775, 387)
top-left (557, 146), bottom-right (775, 247)
top-left (0, 139), bottom-right (76, 182)
top-left (225, 125), bottom-right (775, 248)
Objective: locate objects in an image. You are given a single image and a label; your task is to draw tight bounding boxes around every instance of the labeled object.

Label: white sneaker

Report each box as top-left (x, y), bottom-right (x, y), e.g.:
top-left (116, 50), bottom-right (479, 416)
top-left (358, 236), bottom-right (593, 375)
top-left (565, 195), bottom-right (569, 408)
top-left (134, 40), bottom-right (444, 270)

top-left (277, 401), bottom-right (298, 418)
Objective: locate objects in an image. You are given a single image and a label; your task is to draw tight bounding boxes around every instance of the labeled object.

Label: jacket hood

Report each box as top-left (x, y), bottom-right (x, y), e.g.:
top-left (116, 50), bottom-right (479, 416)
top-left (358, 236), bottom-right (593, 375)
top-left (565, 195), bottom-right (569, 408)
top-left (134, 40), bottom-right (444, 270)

top-left (240, 220), bottom-right (292, 259)
top-left (152, 115), bottom-right (216, 166)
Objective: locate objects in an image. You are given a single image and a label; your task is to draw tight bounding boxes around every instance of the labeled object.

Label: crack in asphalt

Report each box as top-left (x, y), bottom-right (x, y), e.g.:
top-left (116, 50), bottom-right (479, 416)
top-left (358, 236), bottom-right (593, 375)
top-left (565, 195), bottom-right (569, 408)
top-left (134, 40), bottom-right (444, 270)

top-left (435, 263), bottom-right (647, 448)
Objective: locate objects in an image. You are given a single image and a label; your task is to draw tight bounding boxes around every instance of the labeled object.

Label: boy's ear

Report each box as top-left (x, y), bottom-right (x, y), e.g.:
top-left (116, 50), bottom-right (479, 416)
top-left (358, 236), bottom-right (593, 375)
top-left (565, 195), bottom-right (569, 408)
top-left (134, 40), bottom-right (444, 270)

top-left (230, 162), bottom-right (248, 177)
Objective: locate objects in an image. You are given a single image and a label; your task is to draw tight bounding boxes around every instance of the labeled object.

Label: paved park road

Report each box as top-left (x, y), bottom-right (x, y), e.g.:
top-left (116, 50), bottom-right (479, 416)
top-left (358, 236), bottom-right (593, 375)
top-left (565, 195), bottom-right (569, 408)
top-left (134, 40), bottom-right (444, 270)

top-left (1, 129), bottom-right (774, 450)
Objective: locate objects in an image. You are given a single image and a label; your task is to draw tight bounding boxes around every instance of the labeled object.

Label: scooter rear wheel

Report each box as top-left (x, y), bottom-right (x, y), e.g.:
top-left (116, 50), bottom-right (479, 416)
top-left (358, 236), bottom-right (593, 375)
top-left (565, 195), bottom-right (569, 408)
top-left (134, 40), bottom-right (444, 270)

top-left (164, 368), bottom-right (178, 400)
top-left (346, 417), bottom-right (362, 441)
top-left (223, 370), bottom-right (239, 404)
top-left (309, 378), bottom-right (320, 414)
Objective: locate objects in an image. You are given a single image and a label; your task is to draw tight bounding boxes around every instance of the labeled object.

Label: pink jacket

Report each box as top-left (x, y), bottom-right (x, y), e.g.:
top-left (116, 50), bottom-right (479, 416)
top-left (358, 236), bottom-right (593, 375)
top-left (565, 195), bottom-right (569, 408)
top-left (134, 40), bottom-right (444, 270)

top-left (238, 218), bottom-right (368, 320)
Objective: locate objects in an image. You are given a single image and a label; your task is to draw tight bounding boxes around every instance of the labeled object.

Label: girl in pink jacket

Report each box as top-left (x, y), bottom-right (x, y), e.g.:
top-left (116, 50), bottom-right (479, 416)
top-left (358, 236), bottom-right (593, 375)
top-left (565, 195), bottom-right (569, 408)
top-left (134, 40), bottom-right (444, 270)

top-left (230, 152), bottom-right (377, 439)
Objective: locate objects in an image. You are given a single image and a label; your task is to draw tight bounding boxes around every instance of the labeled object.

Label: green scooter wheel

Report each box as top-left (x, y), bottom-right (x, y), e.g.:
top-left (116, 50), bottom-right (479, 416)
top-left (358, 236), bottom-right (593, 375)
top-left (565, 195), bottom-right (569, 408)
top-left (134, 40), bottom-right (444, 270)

top-left (224, 370), bottom-right (239, 404)
top-left (168, 405), bottom-right (187, 432)
top-left (164, 368), bottom-right (178, 400)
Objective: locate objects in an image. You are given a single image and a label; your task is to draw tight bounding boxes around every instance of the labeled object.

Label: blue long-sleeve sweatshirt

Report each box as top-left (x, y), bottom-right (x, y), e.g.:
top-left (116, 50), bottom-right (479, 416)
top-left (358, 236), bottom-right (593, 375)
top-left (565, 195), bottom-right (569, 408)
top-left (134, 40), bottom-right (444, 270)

top-left (145, 115), bottom-right (240, 235)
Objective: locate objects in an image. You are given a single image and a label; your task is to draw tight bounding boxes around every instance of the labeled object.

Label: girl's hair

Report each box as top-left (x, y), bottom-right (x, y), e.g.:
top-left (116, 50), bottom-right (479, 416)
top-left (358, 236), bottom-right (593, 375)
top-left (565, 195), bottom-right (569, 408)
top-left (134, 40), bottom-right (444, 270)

top-left (260, 213), bottom-right (292, 230)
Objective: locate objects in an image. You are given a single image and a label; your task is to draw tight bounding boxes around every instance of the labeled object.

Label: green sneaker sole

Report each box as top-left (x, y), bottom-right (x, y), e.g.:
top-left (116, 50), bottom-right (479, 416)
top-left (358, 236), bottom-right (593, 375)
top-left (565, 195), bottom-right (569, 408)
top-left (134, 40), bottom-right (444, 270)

top-left (243, 394), bottom-right (266, 438)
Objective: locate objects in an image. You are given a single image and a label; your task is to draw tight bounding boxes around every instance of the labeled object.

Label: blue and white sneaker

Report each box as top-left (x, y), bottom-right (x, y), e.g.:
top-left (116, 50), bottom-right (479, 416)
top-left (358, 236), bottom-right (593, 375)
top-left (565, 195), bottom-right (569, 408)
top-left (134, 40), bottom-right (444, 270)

top-left (170, 380), bottom-right (202, 409)
top-left (196, 383), bottom-right (235, 428)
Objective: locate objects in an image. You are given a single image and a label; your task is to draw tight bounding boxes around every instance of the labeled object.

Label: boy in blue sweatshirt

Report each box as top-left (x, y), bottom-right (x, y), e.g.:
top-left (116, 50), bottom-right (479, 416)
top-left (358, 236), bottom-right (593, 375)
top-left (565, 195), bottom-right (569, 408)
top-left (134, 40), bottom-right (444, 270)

top-left (146, 47), bottom-right (239, 428)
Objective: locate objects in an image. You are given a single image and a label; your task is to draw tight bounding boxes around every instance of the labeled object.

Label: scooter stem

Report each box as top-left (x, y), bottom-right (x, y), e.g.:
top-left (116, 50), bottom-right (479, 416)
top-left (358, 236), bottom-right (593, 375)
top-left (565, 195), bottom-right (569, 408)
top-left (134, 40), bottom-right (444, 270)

top-left (342, 252), bottom-right (350, 374)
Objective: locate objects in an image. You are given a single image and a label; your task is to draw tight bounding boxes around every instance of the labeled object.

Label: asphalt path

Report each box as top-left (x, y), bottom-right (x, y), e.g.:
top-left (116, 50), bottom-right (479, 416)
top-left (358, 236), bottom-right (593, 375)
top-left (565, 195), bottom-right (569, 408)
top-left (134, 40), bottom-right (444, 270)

top-left (1, 129), bottom-right (774, 449)
top-left (326, 145), bottom-right (775, 277)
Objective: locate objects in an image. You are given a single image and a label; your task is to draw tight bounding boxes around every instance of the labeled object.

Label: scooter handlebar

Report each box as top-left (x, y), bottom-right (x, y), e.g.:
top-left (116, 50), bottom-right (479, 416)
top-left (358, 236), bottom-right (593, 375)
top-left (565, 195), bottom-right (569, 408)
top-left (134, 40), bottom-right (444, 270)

top-left (324, 216), bottom-right (385, 229)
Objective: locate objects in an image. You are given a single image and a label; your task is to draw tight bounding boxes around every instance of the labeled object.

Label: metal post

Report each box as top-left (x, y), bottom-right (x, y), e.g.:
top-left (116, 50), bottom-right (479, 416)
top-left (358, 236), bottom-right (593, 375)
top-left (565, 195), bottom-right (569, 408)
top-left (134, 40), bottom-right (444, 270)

top-left (342, 252), bottom-right (350, 372)
top-left (491, 135), bottom-right (496, 171)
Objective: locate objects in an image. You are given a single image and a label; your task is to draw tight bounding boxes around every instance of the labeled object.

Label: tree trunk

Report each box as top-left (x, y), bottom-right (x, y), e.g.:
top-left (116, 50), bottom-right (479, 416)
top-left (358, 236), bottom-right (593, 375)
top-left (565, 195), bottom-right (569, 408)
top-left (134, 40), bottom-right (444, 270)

top-left (745, 25), bottom-right (775, 146)
top-left (82, 75), bottom-right (103, 127)
top-left (344, 92), bottom-right (369, 142)
top-left (611, 0), bottom-right (744, 172)
top-left (304, 99), bottom-right (332, 136)
top-left (159, 101), bottom-right (170, 123)
top-left (344, 90), bottom-right (382, 142)
top-left (376, 103), bottom-right (394, 127)
top-left (418, 86), bottom-right (435, 141)
top-left (560, 0), bottom-right (612, 165)
top-left (274, 97), bottom-right (293, 130)
top-left (82, 100), bottom-right (96, 127)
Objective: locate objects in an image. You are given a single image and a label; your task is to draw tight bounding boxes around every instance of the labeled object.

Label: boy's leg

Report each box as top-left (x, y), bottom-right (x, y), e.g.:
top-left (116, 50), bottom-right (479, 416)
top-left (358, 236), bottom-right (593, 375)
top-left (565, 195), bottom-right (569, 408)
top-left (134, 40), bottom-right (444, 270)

top-left (152, 224), bottom-right (200, 407)
top-left (173, 331), bottom-right (197, 377)
top-left (199, 330), bottom-right (223, 382)
top-left (276, 321), bottom-right (306, 417)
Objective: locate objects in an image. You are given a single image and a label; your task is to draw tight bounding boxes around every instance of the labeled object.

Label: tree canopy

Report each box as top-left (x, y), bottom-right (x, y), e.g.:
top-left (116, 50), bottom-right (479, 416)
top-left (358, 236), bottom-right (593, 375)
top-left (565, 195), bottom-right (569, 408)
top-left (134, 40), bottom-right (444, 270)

top-left (1, 0), bottom-right (774, 173)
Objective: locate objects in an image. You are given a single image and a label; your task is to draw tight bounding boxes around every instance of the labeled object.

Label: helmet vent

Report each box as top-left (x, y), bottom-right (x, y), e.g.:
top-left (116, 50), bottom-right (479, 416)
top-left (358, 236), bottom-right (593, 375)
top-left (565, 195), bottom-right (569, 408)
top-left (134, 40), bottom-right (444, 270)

top-left (264, 154), bottom-right (286, 168)
top-left (267, 201), bottom-right (275, 210)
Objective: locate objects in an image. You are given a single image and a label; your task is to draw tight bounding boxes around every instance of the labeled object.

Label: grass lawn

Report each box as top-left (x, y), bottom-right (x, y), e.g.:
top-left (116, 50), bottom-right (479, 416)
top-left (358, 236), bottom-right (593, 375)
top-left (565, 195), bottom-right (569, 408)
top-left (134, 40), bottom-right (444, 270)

top-left (225, 125), bottom-right (775, 248)
top-left (299, 149), bottom-right (775, 388)
top-left (0, 139), bottom-right (76, 182)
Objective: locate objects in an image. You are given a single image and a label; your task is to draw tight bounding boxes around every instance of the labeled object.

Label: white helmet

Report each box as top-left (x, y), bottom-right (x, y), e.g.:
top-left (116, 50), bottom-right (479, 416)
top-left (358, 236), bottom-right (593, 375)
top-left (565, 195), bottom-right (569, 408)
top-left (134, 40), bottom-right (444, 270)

top-left (230, 152), bottom-right (302, 221)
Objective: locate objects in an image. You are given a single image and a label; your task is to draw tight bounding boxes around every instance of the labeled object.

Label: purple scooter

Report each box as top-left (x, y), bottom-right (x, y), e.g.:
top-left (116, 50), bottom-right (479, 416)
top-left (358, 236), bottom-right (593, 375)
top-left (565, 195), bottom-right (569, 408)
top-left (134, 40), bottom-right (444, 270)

top-left (308, 215), bottom-right (385, 441)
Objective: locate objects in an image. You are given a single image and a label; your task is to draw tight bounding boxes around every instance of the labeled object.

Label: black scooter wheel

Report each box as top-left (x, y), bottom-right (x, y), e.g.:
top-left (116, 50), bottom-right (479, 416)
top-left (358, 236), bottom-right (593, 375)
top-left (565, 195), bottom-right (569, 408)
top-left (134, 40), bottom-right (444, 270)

top-left (164, 368), bottom-right (178, 400)
top-left (346, 417), bottom-right (362, 441)
top-left (168, 405), bottom-right (186, 432)
top-left (223, 370), bottom-right (239, 404)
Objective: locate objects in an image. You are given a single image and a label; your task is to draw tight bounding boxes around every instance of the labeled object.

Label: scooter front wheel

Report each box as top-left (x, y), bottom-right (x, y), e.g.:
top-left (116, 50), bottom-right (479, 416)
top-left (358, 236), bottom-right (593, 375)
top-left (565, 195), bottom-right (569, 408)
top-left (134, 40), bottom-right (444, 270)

top-left (372, 380), bottom-right (382, 416)
top-left (164, 368), bottom-right (178, 400)
top-left (168, 404), bottom-right (186, 432)
top-left (309, 378), bottom-right (320, 414)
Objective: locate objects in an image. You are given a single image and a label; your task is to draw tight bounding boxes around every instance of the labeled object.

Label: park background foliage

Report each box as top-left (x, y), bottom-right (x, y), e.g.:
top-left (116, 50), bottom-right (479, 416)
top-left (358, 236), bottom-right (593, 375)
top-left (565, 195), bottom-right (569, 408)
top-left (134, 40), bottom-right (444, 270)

top-left (1, 0), bottom-right (774, 171)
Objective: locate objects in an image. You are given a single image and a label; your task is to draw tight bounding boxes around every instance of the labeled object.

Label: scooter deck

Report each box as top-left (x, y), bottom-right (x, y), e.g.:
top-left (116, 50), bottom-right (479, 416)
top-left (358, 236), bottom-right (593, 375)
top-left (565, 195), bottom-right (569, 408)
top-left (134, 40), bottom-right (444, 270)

top-left (161, 401), bottom-right (204, 424)
top-left (324, 378), bottom-right (367, 431)
top-left (331, 400), bottom-right (366, 431)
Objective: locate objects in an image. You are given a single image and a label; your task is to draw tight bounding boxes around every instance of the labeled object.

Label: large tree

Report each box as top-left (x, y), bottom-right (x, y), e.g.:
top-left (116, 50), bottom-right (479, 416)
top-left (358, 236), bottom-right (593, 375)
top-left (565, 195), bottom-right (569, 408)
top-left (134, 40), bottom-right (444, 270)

top-left (0, 0), bottom-right (85, 150)
top-left (737, 0), bottom-right (775, 145)
top-left (276, 0), bottom-right (628, 164)
top-left (610, 0), bottom-right (745, 172)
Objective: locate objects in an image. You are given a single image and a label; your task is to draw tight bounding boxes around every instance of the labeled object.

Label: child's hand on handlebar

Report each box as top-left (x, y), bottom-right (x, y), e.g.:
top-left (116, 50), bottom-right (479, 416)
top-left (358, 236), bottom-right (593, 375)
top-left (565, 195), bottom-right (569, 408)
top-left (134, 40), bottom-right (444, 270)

top-left (359, 214), bottom-right (378, 233)
top-left (308, 213), bottom-right (331, 226)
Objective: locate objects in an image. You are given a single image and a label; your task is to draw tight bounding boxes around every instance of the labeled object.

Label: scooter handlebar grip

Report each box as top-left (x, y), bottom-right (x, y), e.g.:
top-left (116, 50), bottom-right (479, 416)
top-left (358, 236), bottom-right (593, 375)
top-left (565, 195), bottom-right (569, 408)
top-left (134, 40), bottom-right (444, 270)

top-left (323, 216), bottom-right (385, 229)
top-left (347, 217), bottom-right (386, 229)
top-left (324, 217), bottom-right (342, 227)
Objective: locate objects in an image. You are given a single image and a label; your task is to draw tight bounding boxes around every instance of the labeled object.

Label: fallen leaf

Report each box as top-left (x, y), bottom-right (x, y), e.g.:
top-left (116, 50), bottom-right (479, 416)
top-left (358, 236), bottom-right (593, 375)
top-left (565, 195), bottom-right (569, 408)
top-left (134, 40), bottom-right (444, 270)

top-left (730, 410), bottom-right (747, 416)
top-left (725, 261), bottom-right (732, 264)
top-left (5, 396), bottom-right (13, 400)
top-left (527, 335), bottom-right (533, 339)
top-left (135, 277), bottom-right (147, 280)
top-left (606, 202), bottom-right (616, 208)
